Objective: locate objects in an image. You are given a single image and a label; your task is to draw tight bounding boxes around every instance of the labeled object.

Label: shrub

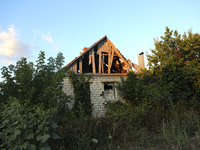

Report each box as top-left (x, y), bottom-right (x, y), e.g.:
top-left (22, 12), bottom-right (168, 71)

top-left (0, 97), bottom-right (59, 150)
top-left (56, 102), bottom-right (93, 150)
top-left (116, 71), bottom-right (143, 106)
top-left (162, 100), bottom-right (200, 149)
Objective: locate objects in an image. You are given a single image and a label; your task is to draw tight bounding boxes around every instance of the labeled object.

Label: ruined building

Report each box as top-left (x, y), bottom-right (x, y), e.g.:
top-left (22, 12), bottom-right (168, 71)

top-left (63, 36), bottom-right (144, 116)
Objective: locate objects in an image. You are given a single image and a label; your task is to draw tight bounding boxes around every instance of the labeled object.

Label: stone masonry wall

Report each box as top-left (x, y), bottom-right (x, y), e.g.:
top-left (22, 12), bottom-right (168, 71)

top-left (62, 75), bottom-right (126, 117)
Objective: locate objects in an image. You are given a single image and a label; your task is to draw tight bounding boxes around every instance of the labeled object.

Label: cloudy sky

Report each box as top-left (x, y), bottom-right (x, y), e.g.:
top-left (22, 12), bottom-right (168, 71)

top-left (0, 0), bottom-right (200, 79)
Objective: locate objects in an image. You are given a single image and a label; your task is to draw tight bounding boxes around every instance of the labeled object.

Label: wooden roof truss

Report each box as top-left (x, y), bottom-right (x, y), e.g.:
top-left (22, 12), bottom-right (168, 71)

top-left (66, 36), bottom-right (142, 74)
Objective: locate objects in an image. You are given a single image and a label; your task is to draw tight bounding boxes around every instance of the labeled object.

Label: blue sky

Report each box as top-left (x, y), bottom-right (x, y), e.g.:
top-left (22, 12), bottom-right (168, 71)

top-left (0, 0), bottom-right (200, 78)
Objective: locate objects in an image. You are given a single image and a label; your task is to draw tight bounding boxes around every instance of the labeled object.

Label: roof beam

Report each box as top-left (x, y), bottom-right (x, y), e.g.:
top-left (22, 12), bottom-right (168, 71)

top-left (107, 39), bottom-right (131, 70)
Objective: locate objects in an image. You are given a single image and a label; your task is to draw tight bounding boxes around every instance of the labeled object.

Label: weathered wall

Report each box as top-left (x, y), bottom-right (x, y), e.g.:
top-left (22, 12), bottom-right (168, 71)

top-left (62, 74), bottom-right (126, 117)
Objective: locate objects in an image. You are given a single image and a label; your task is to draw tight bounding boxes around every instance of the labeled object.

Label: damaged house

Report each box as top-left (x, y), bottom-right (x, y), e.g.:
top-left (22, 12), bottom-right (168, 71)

top-left (63, 36), bottom-right (145, 116)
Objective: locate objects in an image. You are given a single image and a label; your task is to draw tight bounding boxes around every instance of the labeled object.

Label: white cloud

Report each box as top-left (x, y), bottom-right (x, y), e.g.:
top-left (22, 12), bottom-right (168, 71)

top-left (41, 34), bottom-right (53, 43)
top-left (8, 24), bottom-right (19, 37)
top-left (33, 30), bottom-right (53, 43)
top-left (0, 25), bottom-right (31, 65)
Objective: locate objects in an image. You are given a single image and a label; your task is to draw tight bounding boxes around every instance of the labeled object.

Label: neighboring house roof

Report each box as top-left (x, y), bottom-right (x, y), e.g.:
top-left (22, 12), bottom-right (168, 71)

top-left (65, 36), bottom-right (143, 74)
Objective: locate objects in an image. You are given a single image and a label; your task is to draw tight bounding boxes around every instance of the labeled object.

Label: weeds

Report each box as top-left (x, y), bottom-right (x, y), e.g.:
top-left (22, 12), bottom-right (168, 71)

top-left (53, 100), bottom-right (200, 150)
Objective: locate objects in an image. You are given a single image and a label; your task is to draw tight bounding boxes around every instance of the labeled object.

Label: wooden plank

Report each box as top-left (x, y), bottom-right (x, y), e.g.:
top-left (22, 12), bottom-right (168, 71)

top-left (73, 65), bottom-right (75, 72)
top-left (89, 50), bottom-right (92, 65)
top-left (110, 46), bottom-right (114, 68)
top-left (99, 51), bottom-right (102, 73)
top-left (108, 42), bottom-right (111, 74)
top-left (92, 50), bottom-right (96, 73)
top-left (74, 62), bottom-right (77, 73)
top-left (71, 65), bottom-right (73, 72)
top-left (102, 54), bottom-right (104, 73)
top-left (79, 58), bottom-right (82, 73)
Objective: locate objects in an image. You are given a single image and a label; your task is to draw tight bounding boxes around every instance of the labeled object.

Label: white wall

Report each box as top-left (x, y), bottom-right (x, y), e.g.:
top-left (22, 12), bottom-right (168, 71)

top-left (62, 75), bottom-right (126, 117)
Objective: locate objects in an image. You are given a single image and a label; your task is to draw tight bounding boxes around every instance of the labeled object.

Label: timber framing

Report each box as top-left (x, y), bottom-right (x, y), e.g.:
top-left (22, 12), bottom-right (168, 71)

top-left (65, 36), bottom-right (142, 74)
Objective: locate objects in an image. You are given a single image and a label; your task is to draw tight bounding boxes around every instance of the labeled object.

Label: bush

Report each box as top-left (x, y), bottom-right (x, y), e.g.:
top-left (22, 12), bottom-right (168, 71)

top-left (162, 100), bottom-right (200, 149)
top-left (0, 97), bottom-right (59, 150)
top-left (56, 102), bottom-right (93, 150)
top-left (116, 71), bottom-right (143, 106)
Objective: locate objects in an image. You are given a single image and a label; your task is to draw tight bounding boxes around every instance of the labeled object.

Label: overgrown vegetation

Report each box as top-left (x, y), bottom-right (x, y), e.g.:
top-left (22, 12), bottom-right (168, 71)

top-left (68, 71), bottom-right (92, 117)
top-left (1, 27), bottom-right (200, 149)
top-left (0, 97), bottom-right (59, 150)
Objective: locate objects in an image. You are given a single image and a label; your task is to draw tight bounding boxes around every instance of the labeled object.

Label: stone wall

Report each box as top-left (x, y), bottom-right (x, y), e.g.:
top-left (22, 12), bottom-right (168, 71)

top-left (62, 74), bottom-right (127, 117)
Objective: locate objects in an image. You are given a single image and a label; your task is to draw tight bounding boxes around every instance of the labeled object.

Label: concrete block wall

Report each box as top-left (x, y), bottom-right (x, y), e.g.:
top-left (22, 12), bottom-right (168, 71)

top-left (62, 78), bottom-right (75, 110)
top-left (62, 75), bottom-right (126, 117)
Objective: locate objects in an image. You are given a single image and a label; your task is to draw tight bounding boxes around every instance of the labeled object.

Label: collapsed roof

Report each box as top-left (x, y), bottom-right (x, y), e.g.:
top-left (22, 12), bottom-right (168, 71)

top-left (65, 36), bottom-right (143, 74)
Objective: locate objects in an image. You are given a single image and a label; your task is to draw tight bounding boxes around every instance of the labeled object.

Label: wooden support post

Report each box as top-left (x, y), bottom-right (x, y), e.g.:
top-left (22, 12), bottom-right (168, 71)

top-left (102, 54), bottom-right (104, 73)
top-left (108, 43), bottom-right (111, 74)
top-left (110, 46), bottom-right (114, 68)
top-left (79, 58), bottom-right (82, 73)
top-left (99, 51), bottom-right (102, 73)
top-left (92, 50), bottom-right (96, 73)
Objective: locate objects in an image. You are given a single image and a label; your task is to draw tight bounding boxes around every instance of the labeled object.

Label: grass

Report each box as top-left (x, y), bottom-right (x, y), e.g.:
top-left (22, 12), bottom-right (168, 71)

top-left (54, 100), bottom-right (200, 150)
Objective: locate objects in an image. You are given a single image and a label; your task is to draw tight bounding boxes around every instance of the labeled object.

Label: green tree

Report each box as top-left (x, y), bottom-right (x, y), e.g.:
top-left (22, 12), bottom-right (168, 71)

top-left (0, 51), bottom-right (71, 109)
top-left (147, 27), bottom-right (200, 68)
top-left (117, 27), bottom-right (200, 109)
top-left (146, 27), bottom-right (200, 108)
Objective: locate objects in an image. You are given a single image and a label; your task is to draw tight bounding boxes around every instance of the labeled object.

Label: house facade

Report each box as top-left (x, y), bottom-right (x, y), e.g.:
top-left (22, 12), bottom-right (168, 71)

top-left (63, 36), bottom-right (144, 117)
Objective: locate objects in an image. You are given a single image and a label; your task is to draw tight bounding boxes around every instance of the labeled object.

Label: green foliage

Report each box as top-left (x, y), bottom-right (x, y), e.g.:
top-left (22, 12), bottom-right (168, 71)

top-left (116, 71), bottom-right (143, 106)
top-left (68, 71), bottom-right (92, 117)
top-left (56, 101), bottom-right (126, 150)
top-left (0, 97), bottom-right (59, 150)
top-left (117, 27), bottom-right (200, 109)
top-left (0, 51), bottom-right (71, 109)
top-left (57, 102), bottom-right (92, 150)
top-left (147, 27), bottom-right (200, 67)
top-left (162, 99), bottom-right (200, 149)
top-left (146, 27), bottom-right (200, 108)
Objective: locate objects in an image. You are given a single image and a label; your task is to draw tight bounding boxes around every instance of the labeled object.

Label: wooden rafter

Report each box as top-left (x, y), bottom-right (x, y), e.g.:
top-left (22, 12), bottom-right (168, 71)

top-left (107, 38), bottom-right (131, 70)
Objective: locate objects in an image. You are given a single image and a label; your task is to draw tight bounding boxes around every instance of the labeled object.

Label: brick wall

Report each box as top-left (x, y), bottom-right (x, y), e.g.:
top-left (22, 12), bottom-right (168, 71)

top-left (62, 75), bottom-right (126, 117)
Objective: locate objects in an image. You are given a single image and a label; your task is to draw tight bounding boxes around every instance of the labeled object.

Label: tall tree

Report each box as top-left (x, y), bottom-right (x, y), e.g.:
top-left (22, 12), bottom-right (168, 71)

top-left (0, 51), bottom-right (71, 109)
top-left (146, 27), bottom-right (200, 108)
top-left (147, 27), bottom-right (200, 68)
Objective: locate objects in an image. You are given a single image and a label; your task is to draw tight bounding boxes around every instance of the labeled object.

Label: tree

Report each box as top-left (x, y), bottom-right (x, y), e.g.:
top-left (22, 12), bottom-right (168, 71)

top-left (0, 51), bottom-right (71, 109)
top-left (147, 27), bottom-right (200, 68)
top-left (117, 27), bottom-right (200, 109)
top-left (146, 27), bottom-right (200, 108)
